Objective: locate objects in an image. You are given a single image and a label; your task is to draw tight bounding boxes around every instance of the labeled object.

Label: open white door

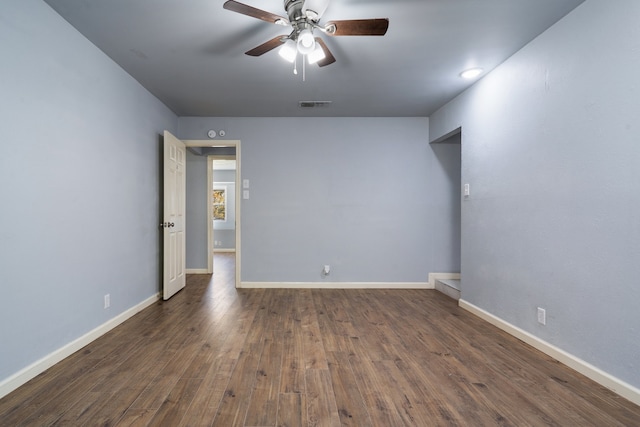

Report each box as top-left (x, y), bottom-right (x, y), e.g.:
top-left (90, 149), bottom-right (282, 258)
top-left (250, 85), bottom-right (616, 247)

top-left (162, 131), bottom-right (186, 300)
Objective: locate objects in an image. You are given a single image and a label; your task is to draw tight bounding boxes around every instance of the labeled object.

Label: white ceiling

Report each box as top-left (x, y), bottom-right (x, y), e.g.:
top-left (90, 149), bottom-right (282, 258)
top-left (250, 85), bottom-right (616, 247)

top-left (43, 0), bottom-right (584, 117)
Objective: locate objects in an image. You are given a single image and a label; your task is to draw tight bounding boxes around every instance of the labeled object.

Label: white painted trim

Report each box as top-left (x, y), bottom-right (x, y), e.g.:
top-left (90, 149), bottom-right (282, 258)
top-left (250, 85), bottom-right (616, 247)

top-left (428, 272), bottom-right (460, 288)
top-left (0, 293), bottom-right (159, 400)
top-left (234, 142), bottom-right (241, 289)
top-left (184, 139), bottom-right (241, 147)
top-left (186, 268), bottom-right (209, 274)
top-left (459, 299), bottom-right (640, 406)
top-left (213, 249), bottom-right (236, 253)
top-left (239, 282), bottom-right (430, 289)
top-left (207, 156), bottom-right (213, 274)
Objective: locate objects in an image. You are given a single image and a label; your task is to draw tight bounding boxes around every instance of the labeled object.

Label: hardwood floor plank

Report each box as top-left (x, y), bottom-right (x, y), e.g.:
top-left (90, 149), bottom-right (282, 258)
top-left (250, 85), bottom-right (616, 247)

top-left (244, 335), bottom-right (284, 426)
top-left (181, 289), bottom-right (265, 426)
top-left (347, 340), bottom-right (413, 427)
top-left (146, 377), bottom-right (203, 426)
top-left (128, 339), bottom-right (201, 411)
top-left (181, 370), bottom-right (235, 427)
top-left (313, 290), bottom-right (359, 338)
top-left (277, 392), bottom-right (307, 427)
top-left (325, 351), bottom-right (372, 426)
top-left (280, 318), bottom-right (305, 394)
top-left (385, 293), bottom-right (559, 426)
top-left (16, 347), bottom-right (147, 426)
top-left (391, 357), bottom-right (471, 426)
top-left (115, 407), bottom-right (157, 427)
top-left (211, 343), bottom-right (262, 426)
top-left (0, 354), bottom-right (98, 425)
top-left (92, 384), bottom-right (151, 426)
top-left (351, 290), bottom-right (438, 360)
top-left (1, 254), bottom-right (639, 427)
top-left (373, 359), bottom-right (447, 426)
top-left (305, 369), bottom-right (341, 427)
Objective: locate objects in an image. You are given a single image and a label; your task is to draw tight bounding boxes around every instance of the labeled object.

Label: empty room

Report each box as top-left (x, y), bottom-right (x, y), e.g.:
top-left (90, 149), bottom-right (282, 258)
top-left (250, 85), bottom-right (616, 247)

top-left (1, 0), bottom-right (639, 425)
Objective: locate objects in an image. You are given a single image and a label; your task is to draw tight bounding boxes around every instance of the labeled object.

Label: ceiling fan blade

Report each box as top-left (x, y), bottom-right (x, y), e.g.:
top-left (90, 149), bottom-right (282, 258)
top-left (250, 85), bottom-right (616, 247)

top-left (245, 36), bottom-right (287, 56)
top-left (223, 0), bottom-right (289, 25)
top-left (324, 18), bottom-right (389, 36)
top-left (314, 38), bottom-right (336, 67)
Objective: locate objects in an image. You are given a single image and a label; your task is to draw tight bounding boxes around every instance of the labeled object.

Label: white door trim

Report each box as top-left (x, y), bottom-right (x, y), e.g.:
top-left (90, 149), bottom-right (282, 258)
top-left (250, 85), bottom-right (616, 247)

top-left (207, 155), bottom-right (213, 273)
top-left (184, 140), bottom-right (241, 288)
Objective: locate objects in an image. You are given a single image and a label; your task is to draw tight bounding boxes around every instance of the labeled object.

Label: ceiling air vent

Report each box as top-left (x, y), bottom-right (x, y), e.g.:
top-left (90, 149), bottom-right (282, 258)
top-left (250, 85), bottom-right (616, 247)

top-left (299, 101), bottom-right (332, 108)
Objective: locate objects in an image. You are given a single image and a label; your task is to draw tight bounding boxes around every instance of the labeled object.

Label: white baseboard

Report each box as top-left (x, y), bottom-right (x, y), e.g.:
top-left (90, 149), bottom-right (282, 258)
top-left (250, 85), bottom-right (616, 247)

top-left (0, 293), bottom-right (159, 400)
top-left (428, 272), bottom-right (460, 288)
top-left (459, 299), bottom-right (640, 406)
top-left (239, 282), bottom-right (430, 289)
top-left (186, 268), bottom-right (209, 274)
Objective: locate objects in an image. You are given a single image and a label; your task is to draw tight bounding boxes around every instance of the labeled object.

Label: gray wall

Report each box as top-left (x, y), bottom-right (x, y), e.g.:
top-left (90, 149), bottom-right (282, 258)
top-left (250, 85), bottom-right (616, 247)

top-left (186, 151), bottom-right (209, 268)
top-left (0, 0), bottom-right (177, 385)
top-left (179, 117), bottom-right (461, 283)
top-left (429, 0), bottom-right (640, 389)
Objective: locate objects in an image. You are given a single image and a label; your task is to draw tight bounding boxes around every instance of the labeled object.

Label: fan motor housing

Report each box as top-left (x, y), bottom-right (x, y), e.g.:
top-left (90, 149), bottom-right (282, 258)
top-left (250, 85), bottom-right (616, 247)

top-left (284, 0), bottom-right (305, 22)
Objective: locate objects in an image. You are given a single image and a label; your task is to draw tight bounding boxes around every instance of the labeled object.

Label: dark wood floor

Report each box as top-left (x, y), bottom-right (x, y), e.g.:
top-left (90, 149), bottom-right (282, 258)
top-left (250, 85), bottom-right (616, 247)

top-left (1, 254), bottom-right (639, 426)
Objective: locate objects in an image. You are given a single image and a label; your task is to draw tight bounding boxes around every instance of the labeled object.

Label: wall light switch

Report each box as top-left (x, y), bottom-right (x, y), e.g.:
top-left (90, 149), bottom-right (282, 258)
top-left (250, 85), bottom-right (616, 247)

top-left (243, 190), bottom-right (249, 200)
top-left (243, 179), bottom-right (250, 189)
top-left (464, 183), bottom-right (470, 197)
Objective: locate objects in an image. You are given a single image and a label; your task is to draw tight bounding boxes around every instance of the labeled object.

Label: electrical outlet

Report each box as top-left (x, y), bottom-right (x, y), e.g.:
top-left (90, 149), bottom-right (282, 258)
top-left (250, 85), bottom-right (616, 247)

top-left (104, 294), bottom-right (110, 309)
top-left (537, 307), bottom-right (546, 325)
top-left (323, 265), bottom-right (330, 275)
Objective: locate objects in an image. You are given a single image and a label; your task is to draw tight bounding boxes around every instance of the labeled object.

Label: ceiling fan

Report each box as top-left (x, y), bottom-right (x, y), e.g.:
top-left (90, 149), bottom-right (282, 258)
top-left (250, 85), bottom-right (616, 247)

top-left (223, 0), bottom-right (389, 67)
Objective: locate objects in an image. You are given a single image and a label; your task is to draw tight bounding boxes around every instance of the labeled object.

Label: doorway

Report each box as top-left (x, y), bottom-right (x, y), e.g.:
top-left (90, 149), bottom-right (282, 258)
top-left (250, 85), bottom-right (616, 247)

top-left (209, 155), bottom-right (236, 252)
top-left (429, 130), bottom-right (462, 295)
top-left (185, 140), bottom-right (241, 288)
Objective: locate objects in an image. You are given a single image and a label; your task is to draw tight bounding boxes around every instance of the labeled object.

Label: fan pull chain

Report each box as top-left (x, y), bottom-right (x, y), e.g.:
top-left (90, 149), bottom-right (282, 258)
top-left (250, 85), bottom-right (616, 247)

top-left (303, 56), bottom-right (306, 82)
top-left (293, 56), bottom-right (298, 75)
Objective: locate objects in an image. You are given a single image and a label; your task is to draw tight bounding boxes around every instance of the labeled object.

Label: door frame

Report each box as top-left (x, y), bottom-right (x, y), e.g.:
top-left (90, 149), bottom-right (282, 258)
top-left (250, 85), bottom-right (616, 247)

top-left (185, 139), bottom-right (241, 288)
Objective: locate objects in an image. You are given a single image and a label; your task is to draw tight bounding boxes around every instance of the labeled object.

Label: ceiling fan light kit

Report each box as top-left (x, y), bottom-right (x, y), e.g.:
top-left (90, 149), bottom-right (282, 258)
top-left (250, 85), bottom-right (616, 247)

top-left (223, 0), bottom-right (389, 74)
top-left (307, 44), bottom-right (326, 65)
top-left (296, 28), bottom-right (316, 55)
top-left (278, 39), bottom-right (298, 62)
